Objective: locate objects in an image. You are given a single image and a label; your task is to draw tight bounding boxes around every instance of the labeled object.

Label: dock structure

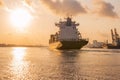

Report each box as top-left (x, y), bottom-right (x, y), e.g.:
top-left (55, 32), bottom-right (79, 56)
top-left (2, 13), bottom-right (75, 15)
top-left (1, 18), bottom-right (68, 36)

top-left (111, 28), bottom-right (120, 46)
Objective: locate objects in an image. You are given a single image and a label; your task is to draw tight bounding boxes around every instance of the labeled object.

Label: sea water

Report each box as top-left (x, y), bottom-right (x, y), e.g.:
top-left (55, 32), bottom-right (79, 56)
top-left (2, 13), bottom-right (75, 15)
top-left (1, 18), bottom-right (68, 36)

top-left (0, 47), bottom-right (120, 80)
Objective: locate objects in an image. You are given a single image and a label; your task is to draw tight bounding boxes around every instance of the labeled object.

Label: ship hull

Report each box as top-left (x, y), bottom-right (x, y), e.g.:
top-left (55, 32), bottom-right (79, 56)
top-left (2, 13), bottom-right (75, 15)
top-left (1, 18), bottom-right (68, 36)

top-left (49, 40), bottom-right (88, 49)
top-left (107, 46), bottom-right (120, 49)
top-left (103, 44), bottom-right (120, 49)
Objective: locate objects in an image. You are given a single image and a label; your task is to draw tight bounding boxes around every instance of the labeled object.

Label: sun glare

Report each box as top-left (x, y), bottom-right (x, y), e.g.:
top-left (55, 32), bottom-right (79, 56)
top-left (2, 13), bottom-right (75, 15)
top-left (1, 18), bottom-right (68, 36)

top-left (12, 47), bottom-right (27, 60)
top-left (10, 8), bottom-right (32, 30)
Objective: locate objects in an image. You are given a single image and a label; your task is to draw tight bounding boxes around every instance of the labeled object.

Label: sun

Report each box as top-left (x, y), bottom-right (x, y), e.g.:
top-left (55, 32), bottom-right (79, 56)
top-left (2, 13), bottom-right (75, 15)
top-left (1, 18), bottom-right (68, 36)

top-left (10, 8), bottom-right (32, 30)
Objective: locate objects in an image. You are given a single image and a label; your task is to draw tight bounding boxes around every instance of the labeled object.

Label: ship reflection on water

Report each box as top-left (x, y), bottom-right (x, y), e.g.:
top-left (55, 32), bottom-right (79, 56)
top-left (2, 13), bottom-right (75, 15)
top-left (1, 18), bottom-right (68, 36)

top-left (0, 47), bottom-right (120, 80)
top-left (53, 50), bottom-right (81, 80)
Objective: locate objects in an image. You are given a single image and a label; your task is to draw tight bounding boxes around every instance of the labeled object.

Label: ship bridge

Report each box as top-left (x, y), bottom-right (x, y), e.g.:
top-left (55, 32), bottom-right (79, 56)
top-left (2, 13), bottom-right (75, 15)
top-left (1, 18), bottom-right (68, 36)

top-left (55, 17), bottom-right (82, 41)
top-left (55, 17), bottom-right (79, 28)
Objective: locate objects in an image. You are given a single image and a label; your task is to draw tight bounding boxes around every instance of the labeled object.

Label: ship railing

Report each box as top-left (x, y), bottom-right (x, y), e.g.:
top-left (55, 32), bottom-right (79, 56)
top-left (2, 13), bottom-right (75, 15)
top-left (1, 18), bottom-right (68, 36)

top-left (49, 39), bottom-right (59, 44)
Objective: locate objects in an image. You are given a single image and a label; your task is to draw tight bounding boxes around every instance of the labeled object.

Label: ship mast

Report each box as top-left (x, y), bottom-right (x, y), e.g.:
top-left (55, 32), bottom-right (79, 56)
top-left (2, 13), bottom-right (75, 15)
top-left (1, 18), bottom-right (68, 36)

top-left (66, 17), bottom-right (72, 26)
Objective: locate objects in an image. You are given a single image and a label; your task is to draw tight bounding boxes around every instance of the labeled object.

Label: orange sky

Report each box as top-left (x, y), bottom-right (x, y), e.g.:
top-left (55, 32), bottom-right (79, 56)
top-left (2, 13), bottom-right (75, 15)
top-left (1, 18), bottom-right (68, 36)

top-left (0, 0), bottom-right (120, 45)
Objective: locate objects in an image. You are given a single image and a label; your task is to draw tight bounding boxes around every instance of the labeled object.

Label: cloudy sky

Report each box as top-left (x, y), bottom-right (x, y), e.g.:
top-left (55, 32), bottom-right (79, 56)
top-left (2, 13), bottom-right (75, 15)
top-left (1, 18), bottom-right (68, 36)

top-left (0, 0), bottom-right (120, 45)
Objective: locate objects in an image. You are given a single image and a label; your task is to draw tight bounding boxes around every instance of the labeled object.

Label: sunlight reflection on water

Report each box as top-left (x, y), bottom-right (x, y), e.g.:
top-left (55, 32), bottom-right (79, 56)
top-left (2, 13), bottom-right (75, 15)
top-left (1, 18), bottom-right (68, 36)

top-left (10, 47), bottom-right (29, 80)
top-left (0, 47), bottom-right (120, 80)
top-left (12, 47), bottom-right (26, 60)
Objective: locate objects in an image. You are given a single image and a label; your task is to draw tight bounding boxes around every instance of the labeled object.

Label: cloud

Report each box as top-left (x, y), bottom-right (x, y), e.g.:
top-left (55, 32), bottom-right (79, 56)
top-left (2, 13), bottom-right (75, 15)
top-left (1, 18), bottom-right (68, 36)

top-left (0, 0), bottom-right (4, 7)
top-left (40, 0), bottom-right (87, 16)
top-left (0, 0), bottom-right (10, 11)
top-left (23, 0), bottom-right (43, 16)
top-left (0, 1), bottom-right (2, 5)
top-left (23, 0), bottom-right (34, 10)
top-left (24, 0), bottom-right (31, 6)
top-left (92, 0), bottom-right (118, 18)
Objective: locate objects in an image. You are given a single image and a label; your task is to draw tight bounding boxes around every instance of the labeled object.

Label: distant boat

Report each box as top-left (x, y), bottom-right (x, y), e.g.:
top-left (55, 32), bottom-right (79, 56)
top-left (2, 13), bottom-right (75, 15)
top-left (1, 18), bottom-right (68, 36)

top-left (104, 44), bottom-right (120, 49)
top-left (49, 17), bottom-right (88, 49)
top-left (103, 28), bottom-right (120, 49)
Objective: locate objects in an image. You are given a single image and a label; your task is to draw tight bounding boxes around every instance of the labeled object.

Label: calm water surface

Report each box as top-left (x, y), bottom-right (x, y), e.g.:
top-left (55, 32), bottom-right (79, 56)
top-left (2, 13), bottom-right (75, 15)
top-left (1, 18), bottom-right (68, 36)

top-left (0, 47), bottom-right (120, 80)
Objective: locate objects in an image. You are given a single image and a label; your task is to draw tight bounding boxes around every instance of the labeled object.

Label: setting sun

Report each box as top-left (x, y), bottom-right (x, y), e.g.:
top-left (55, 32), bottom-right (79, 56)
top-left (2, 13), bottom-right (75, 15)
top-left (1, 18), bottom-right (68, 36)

top-left (10, 8), bottom-right (32, 30)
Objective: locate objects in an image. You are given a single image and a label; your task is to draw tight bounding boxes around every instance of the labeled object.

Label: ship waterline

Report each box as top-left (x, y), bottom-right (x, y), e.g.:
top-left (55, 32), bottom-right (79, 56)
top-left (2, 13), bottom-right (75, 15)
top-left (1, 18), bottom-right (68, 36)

top-left (49, 40), bottom-right (88, 49)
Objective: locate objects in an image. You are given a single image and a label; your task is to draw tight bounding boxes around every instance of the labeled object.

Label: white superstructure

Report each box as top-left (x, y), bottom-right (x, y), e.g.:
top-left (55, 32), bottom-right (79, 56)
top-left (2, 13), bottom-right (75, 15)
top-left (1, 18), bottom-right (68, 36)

top-left (55, 17), bottom-right (81, 41)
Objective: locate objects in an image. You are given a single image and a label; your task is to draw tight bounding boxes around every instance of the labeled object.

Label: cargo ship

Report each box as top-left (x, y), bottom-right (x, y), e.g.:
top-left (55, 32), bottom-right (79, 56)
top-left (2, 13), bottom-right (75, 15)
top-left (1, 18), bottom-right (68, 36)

top-left (49, 17), bottom-right (88, 49)
top-left (104, 28), bottom-right (120, 49)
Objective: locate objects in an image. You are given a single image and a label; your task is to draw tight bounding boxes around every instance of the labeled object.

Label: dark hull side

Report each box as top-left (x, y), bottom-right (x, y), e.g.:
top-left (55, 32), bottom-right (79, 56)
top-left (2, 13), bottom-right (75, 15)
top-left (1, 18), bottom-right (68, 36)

top-left (107, 45), bottom-right (120, 49)
top-left (104, 44), bottom-right (120, 49)
top-left (49, 40), bottom-right (88, 49)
